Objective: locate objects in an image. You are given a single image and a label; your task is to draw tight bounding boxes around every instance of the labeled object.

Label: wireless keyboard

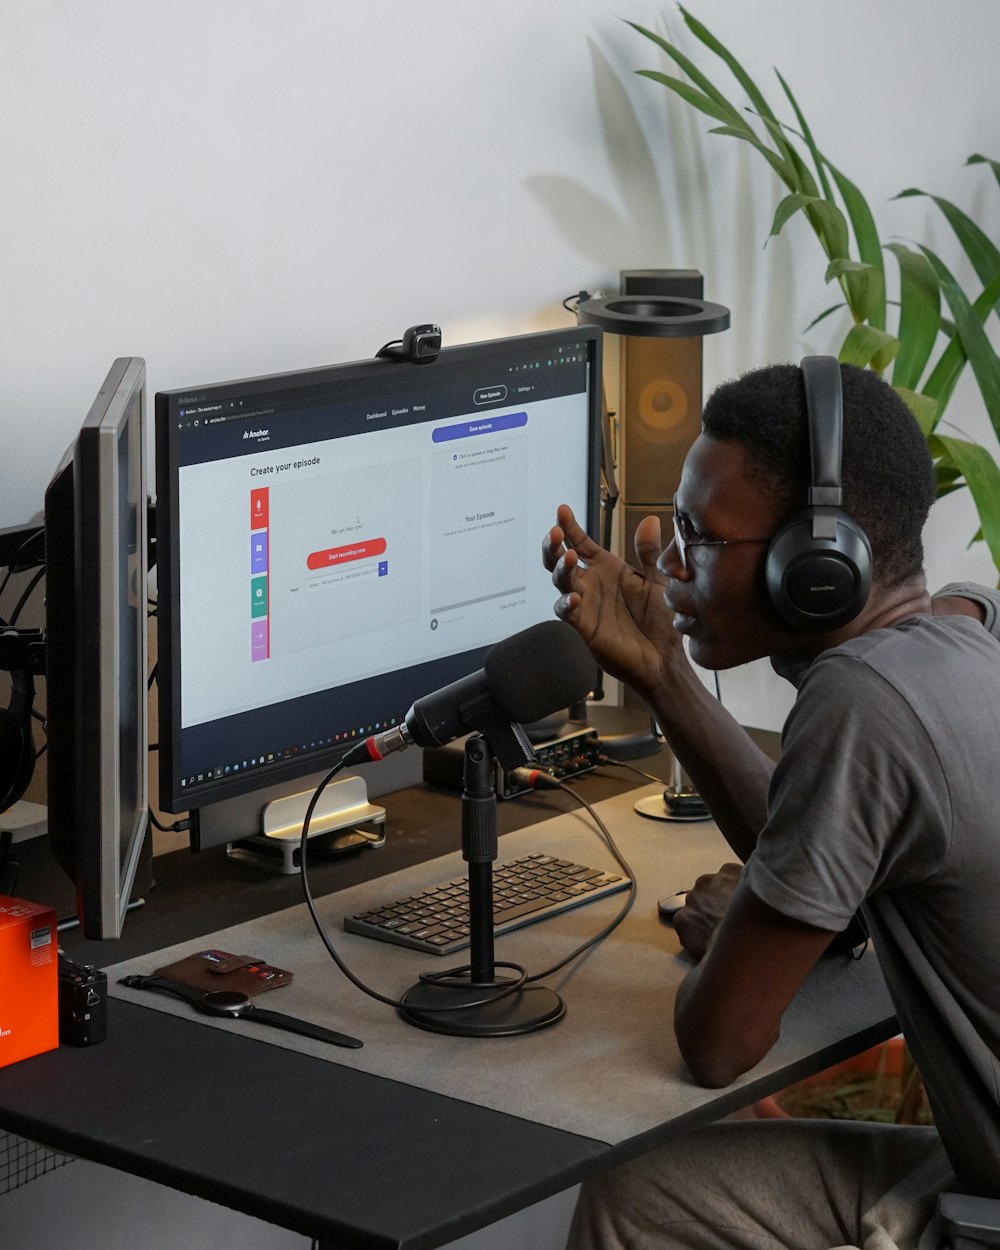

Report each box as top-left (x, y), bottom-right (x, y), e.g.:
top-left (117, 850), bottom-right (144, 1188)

top-left (344, 851), bottom-right (630, 956)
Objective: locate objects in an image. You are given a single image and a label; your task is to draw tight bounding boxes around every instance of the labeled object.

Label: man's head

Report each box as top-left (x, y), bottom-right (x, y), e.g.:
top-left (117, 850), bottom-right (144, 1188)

top-left (661, 362), bottom-right (935, 669)
top-left (702, 362), bottom-right (935, 589)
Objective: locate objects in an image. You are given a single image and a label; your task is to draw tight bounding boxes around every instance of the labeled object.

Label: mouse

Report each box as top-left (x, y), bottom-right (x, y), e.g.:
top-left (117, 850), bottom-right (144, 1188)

top-left (657, 890), bottom-right (688, 924)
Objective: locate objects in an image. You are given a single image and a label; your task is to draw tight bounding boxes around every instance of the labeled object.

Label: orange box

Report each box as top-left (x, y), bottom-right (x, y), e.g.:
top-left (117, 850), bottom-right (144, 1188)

top-left (0, 895), bottom-right (59, 1069)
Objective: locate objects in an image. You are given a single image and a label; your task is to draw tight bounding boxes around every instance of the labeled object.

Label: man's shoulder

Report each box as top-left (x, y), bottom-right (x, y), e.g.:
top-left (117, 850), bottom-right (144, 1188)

top-left (933, 581), bottom-right (1000, 637)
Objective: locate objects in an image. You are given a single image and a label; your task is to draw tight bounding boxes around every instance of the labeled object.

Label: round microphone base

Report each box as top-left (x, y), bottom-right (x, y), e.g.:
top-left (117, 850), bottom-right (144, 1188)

top-left (635, 789), bottom-right (711, 823)
top-left (399, 976), bottom-right (565, 1037)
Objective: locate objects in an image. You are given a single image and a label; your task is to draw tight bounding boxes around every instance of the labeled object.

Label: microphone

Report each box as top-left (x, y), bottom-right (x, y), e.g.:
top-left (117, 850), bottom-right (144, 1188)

top-left (343, 621), bottom-right (597, 766)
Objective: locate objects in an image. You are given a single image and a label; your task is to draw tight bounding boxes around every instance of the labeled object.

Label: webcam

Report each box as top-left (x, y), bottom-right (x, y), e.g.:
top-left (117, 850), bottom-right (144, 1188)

top-left (376, 323), bottom-right (442, 365)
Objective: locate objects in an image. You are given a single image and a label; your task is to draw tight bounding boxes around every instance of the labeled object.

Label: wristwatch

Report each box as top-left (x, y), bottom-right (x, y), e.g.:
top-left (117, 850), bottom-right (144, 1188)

top-left (120, 974), bottom-right (363, 1049)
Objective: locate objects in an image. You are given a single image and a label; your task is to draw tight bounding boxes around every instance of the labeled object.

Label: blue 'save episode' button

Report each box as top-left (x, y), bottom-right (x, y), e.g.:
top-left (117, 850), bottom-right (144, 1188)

top-left (432, 411), bottom-right (527, 443)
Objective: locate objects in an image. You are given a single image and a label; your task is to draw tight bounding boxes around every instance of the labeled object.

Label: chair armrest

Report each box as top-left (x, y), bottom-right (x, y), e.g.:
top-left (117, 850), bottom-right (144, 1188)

top-left (939, 1193), bottom-right (1000, 1247)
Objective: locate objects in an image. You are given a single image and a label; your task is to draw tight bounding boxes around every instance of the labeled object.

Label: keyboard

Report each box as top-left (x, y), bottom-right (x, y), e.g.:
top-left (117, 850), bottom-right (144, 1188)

top-left (344, 852), bottom-right (631, 956)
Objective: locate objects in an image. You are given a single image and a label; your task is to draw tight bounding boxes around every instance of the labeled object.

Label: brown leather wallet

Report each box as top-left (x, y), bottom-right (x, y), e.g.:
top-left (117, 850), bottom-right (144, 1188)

top-left (154, 949), bottom-right (293, 997)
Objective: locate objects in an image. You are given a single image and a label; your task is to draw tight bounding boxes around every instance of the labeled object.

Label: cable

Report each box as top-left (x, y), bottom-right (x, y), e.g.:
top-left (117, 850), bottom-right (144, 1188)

top-left (520, 777), bottom-right (637, 984)
top-left (297, 762), bottom-right (528, 1013)
top-left (148, 809), bottom-right (190, 834)
top-left (562, 289), bottom-right (592, 315)
top-left (597, 755), bottom-right (665, 787)
top-left (147, 662), bottom-right (158, 691)
top-left (297, 763), bottom-right (636, 1013)
top-left (0, 529), bottom-right (45, 607)
top-left (8, 565), bottom-right (45, 625)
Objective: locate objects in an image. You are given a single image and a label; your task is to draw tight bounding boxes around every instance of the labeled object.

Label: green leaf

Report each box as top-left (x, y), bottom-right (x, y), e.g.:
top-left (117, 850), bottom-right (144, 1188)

top-left (802, 302), bottom-right (846, 333)
top-left (922, 269), bottom-right (1000, 421)
top-left (708, 125), bottom-right (795, 187)
top-left (774, 68), bottom-right (834, 200)
top-left (921, 246), bottom-right (1000, 447)
top-left (636, 71), bottom-right (733, 124)
top-left (838, 324), bottom-right (899, 372)
top-left (754, 113), bottom-right (817, 197)
top-left (929, 434), bottom-right (1000, 575)
top-left (896, 189), bottom-right (1000, 293)
top-left (627, 22), bottom-right (744, 129)
top-left (825, 259), bottom-right (874, 280)
top-left (884, 243), bottom-right (941, 391)
top-left (678, 2), bottom-right (804, 180)
top-left (967, 153), bottom-right (1000, 192)
top-left (824, 160), bottom-right (887, 330)
top-left (767, 192), bottom-right (849, 261)
top-left (894, 387), bottom-right (938, 435)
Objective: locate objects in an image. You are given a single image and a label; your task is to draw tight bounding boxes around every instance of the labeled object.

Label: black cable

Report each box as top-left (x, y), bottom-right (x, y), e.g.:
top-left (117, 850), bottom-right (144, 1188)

top-left (522, 778), bottom-right (636, 984)
top-left (148, 809), bottom-right (190, 833)
top-left (8, 565), bottom-right (45, 625)
top-left (297, 762), bottom-right (528, 1013)
top-left (598, 756), bottom-right (665, 787)
top-left (562, 289), bottom-right (592, 315)
top-left (148, 662), bottom-right (158, 691)
top-left (0, 529), bottom-right (45, 606)
top-left (298, 762), bottom-right (636, 1012)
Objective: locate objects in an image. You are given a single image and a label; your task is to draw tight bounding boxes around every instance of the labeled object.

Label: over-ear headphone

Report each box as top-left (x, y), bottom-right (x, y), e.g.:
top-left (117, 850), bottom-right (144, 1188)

top-left (764, 356), bottom-right (872, 630)
top-left (0, 631), bottom-right (37, 813)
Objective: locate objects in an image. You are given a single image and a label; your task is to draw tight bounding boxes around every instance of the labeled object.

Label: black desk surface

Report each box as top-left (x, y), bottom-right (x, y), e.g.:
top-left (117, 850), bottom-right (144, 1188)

top-left (0, 760), bottom-right (897, 1250)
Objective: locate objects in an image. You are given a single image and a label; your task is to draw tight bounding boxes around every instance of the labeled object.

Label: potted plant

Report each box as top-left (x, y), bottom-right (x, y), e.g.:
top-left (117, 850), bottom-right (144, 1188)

top-left (628, 7), bottom-right (1000, 582)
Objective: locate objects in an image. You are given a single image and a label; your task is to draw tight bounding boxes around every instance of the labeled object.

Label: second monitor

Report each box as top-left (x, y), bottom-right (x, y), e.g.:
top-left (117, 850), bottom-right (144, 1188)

top-left (155, 327), bottom-right (602, 842)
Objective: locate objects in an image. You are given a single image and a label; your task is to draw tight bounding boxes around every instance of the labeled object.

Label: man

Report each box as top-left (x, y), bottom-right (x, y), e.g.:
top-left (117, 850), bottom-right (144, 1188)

top-left (543, 361), bottom-right (1000, 1250)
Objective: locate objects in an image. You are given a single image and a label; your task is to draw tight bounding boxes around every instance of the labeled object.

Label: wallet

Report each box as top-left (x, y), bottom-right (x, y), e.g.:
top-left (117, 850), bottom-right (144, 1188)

top-left (154, 949), bottom-right (293, 997)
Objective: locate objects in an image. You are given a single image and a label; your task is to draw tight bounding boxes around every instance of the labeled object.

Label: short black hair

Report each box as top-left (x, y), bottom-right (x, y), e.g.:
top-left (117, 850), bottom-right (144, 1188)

top-left (701, 362), bottom-right (935, 589)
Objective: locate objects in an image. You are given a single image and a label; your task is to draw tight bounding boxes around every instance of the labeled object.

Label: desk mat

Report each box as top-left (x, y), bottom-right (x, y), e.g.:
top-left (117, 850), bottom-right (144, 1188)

top-left (108, 786), bottom-right (895, 1145)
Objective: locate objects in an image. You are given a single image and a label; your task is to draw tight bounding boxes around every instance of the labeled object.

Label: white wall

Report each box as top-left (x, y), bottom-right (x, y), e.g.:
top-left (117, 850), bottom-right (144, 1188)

top-left (3, 0), bottom-right (998, 734)
top-left (1, 2), bottom-right (997, 1244)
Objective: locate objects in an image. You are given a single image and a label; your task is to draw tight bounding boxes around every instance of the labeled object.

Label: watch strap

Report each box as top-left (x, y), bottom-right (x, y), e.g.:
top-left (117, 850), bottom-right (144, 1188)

top-left (121, 973), bottom-right (363, 1050)
top-left (246, 1005), bottom-right (363, 1049)
top-left (121, 974), bottom-right (206, 1006)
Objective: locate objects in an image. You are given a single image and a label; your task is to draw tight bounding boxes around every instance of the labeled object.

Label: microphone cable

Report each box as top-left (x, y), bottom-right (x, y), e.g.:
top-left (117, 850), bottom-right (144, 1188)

top-left (298, 760), bottom-right (530, 1014)
top-left (296, 761), bottom-right (638, 1013)
top-left (516, 775), bottom-right (637, 985)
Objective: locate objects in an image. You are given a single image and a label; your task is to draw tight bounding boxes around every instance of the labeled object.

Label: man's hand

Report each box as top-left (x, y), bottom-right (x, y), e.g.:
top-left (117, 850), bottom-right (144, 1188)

top-left (673, 863), bottom-right (742, 961)
top-left (542, 503), bottom-right (680, 697)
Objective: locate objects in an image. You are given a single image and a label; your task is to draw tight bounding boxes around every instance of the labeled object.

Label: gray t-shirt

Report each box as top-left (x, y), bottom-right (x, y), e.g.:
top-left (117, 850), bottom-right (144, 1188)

top-left (744, 583), bottom-right (1000, 1197)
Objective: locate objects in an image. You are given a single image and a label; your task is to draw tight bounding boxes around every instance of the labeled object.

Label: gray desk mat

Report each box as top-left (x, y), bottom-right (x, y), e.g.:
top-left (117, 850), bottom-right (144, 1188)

top-left (108, 787), bottom-right (895, 1145)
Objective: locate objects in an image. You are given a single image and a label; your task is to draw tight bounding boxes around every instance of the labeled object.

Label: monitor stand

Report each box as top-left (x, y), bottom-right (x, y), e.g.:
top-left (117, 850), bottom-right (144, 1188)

top-left (188, 748), bottom-right (421, 860)
top-left (226, 775), bottom-right (386, 875)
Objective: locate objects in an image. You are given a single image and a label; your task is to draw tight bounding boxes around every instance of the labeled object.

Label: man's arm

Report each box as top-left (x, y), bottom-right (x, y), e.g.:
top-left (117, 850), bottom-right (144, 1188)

top-left (543, 504), bottom-right (774, 860)
top-left (673, 876), bottom-right (838, 1087)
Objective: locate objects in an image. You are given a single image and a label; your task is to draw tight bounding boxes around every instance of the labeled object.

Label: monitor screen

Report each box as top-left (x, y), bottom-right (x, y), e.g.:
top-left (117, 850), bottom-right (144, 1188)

top-left (154, 327), bottom-right (601, 815)
top-left (44, 357), bottom-right (150, 939)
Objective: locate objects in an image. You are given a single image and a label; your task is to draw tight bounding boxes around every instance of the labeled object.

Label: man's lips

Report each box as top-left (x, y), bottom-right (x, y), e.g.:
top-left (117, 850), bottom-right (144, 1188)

top-left (664, 590), bottom-right (696, 623)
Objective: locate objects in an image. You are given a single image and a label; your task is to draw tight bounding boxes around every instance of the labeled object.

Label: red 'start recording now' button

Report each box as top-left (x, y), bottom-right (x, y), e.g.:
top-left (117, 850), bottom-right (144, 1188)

top-left (306, 537), bottom-right (387, 571)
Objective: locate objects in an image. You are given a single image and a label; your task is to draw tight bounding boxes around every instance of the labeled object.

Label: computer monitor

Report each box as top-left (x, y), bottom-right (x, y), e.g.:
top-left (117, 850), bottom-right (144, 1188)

top-left (154, 327), bottom-right (602, 837)
top-left (44, 358), bottom-right (150, 939)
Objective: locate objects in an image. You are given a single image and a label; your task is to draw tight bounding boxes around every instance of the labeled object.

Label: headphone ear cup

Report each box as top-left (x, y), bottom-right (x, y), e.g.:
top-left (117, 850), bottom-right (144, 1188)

top-left (765, 509), bottom-right (872, 630)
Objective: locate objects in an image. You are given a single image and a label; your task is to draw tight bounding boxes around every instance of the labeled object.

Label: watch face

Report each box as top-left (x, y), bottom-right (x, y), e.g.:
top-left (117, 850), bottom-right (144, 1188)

top-left (201, 990), bottom-right (252, 1013)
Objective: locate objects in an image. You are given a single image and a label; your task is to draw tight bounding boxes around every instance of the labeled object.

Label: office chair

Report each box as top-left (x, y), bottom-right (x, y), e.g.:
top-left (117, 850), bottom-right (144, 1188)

top-left (938, 1193), bottom-right (1000, 1248)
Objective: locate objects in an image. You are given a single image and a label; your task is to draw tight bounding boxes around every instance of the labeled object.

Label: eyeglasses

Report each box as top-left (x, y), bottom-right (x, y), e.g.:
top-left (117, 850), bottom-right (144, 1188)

top-left (671, 497), bottom-right (772, 571)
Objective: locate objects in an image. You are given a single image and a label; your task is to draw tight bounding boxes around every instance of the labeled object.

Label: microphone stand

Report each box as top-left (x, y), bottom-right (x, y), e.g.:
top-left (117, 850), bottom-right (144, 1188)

top-left (399, 732), bottom-right (565, 1037)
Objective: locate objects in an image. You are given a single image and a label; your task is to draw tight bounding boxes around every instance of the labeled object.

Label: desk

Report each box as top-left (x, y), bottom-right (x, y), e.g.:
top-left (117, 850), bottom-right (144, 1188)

top-left (0, 767), bottom-right (898, 1250)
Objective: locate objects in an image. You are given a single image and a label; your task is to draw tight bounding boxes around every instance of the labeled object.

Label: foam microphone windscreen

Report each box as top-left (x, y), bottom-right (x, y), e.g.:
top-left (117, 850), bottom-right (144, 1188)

top-left (483, 621), bottom-right (597, 724)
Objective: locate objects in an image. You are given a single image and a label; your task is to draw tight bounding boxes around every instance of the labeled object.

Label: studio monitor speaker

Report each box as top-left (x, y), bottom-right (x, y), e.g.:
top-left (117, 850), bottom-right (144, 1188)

top-left (618, 269), bottom-right (706, 509)
top-left (619, 333), bottom-right (703, 507)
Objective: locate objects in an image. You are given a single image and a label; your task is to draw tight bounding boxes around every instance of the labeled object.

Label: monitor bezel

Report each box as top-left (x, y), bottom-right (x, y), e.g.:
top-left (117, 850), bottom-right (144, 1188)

top-left (154, 327), bottom-right (602, 814)
top-left (45, 356), bottom-right (149, 939)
